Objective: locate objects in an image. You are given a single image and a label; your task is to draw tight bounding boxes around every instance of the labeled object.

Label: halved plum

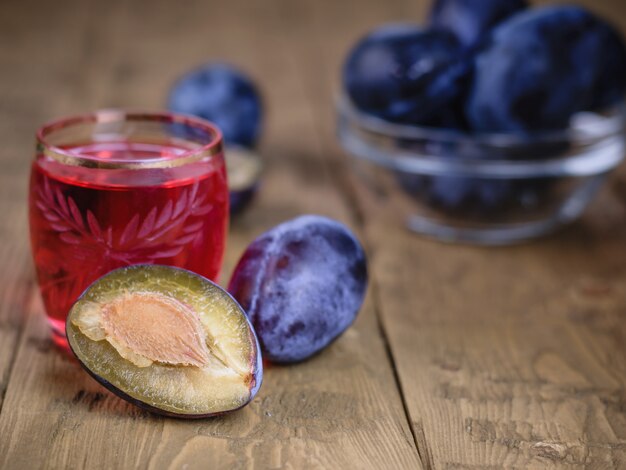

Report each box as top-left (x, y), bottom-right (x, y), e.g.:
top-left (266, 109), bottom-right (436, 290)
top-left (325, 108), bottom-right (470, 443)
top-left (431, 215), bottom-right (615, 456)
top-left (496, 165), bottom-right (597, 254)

top-left (226, 146), bottom-right (263, 215)
top-left (66, 265), bottom-right (262, 418)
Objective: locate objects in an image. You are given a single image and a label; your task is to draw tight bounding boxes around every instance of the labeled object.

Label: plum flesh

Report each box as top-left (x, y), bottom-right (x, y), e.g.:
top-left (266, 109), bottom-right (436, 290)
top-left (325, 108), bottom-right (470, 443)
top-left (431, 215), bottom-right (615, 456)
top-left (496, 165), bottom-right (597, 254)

top-left (226, 146), bottom-right (262, 215)
top-left (66, 265), bottom-right (262, 418)
top-left (228, 215), bottom-right (368, 363)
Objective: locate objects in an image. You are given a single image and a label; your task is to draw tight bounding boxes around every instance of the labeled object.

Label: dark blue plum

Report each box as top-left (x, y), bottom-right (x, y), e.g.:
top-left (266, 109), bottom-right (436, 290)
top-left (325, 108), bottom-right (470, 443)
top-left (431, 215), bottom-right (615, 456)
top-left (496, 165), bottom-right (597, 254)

top-left (343, 24), bottom-right (470, 128)
top-left (397, 168), bottom-right (513, 213)
top-left (585, 21), bottom-right (626, 110)
top-left (228, 215), bottom-right (368, 363)
top-left (168, 63), bottom-right (262, 147)
top-left (467, 5), bottom-right (626, 134)
top-left (398, 170), bottom-right (554, 215)
top-left (429, 0), bottom-right (528, 49)
top-left (394, 137), bottom-right (569, 213)
top-left (429, 175), bottom-right (511, 211)
top-left (230, 187), bottom-right (257, 216)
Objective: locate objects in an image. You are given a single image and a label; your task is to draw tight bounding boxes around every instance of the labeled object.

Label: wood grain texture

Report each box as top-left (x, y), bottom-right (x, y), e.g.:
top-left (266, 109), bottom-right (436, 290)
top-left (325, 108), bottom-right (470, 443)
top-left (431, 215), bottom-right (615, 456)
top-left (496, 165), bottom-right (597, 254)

top-left (278, 0), bottom-right (626, 468)
top-left (0, 0), bottom-right (93, 412)
top-left (0, 0), bottom-right (420, 468)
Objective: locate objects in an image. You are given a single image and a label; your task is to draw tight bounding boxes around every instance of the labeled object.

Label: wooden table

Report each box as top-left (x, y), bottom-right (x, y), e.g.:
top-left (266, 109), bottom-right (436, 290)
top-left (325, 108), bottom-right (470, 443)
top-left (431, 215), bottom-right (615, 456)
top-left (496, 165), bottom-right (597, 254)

top-left (1, 0), bottom-right (625, 468)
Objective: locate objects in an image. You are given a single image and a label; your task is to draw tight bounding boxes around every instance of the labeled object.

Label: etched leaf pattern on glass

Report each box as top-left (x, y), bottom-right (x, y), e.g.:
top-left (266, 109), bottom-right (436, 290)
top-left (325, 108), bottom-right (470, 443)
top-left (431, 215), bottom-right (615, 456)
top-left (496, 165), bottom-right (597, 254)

top-left (35, 177), bottom-right (212, 312)
top-left (36, 178), bottom-right (212, 266)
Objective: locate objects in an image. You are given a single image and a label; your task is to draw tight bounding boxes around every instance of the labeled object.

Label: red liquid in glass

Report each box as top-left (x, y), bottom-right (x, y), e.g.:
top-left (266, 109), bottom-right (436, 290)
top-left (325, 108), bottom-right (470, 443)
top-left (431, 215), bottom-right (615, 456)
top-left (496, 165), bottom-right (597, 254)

top-left (29, 141), bottom-right (228, 348)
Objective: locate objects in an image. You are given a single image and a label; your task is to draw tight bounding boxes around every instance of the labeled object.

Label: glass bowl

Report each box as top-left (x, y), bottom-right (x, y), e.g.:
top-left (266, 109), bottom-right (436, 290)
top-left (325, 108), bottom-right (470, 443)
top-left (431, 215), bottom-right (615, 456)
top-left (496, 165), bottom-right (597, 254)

top-left (337, 96), bottom-right (626, 245)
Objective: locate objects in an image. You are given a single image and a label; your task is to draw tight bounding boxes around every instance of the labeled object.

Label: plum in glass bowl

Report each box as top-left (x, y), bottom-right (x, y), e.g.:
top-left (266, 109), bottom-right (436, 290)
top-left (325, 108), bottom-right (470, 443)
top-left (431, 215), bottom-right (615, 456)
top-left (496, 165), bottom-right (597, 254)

top-left (337, 96), bottom-right (625, 245)
top-left (338, 6), bottom-right (626, 245)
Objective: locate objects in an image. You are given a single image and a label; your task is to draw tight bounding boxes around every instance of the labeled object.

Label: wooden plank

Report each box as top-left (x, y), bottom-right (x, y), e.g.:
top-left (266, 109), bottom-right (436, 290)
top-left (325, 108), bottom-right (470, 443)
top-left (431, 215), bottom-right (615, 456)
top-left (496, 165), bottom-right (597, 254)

top-left (288, 0), bottom-right (626, 467)
top-left (366, 220), bottom-right (626, 469)
top-left (0, 0), bottom-right (97, 412)
top-left (0, 0), bottom-right (421, 468)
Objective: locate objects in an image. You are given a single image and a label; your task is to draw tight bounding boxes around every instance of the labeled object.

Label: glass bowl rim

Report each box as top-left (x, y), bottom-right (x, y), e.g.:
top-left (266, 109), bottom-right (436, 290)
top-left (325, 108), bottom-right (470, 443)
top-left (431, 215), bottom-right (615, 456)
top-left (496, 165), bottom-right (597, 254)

top-left (36, 109), bottom-right (224, 170)
top-left (337, 96), bottom-right (626, 178)
top-left (338, 94), bottom-right (626, 146)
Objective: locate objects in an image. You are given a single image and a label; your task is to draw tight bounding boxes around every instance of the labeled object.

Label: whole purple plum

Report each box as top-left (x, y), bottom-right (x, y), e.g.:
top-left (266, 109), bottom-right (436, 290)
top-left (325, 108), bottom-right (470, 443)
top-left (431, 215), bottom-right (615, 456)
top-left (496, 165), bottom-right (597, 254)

top-left (228, 215), bottom-right (368, 363)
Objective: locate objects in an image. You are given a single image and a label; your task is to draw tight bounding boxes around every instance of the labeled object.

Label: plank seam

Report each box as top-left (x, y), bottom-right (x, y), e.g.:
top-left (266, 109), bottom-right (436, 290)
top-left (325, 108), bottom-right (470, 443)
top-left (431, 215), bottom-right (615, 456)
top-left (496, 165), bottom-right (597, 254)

top-left (370, 281), bottom-right (433, 470)
top-left (316, 127), bottom-right (431, 467)
top-left (297, 73), bottom-right (431, 470)
top-left (321, 130), bottom-right (432, 469)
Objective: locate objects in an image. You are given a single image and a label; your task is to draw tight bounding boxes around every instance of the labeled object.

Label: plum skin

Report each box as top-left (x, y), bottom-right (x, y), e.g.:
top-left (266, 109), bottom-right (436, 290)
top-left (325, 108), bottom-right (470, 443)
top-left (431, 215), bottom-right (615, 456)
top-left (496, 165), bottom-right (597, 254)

top-left (168, 63), bottom-right (263, 148)
top-left (69, 359), bottom-right (259, 419)
top-left (467, 5), bottom-right (626, 133)
top-left (228, 215), bottom-right (368, 363)
top-left (66, 264), bottom-right (263, 419)
top-left (429, 0), bottom-right (529, 49)
top-left (343, 23), bottom-right (470, 128)
top-left (68, 341), bottom-right (263, 419)
top-left (169, 65), bottom-right (264, 215)
top-left (230, 186), bottom-right (258, 215)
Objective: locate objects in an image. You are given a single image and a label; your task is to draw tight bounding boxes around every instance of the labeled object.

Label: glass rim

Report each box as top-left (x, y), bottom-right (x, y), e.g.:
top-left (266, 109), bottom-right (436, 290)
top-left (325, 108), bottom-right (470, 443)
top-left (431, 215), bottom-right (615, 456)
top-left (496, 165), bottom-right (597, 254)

top-left (36, 109), bottom-right (224, 170)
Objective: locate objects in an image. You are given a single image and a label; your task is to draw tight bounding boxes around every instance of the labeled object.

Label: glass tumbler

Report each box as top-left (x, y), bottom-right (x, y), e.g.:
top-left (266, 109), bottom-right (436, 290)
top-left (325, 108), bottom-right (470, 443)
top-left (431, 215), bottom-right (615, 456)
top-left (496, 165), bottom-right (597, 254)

top-left (29, 110), bottom-right (229, 347)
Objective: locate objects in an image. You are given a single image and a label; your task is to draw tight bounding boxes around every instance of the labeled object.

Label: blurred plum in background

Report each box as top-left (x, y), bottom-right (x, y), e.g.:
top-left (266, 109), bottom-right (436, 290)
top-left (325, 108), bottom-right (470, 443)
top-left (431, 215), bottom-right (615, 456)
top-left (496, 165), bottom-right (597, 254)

top-left (467, 5), bottom-right (626, 133)
top-left (339, 1), bottom-right (626, 224)
top-left (169, 63), bottom-right (262, 147)
top-left (342, 24), bottom-right (470, 128)
top-left (225, 146), bottom-right (263, 215)
top-left (343, 3), bottom-right (626, 134)
top-left (169, 63), bottom-right (264, 215)
top-left (429, 0), bottom-right (528, 49)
